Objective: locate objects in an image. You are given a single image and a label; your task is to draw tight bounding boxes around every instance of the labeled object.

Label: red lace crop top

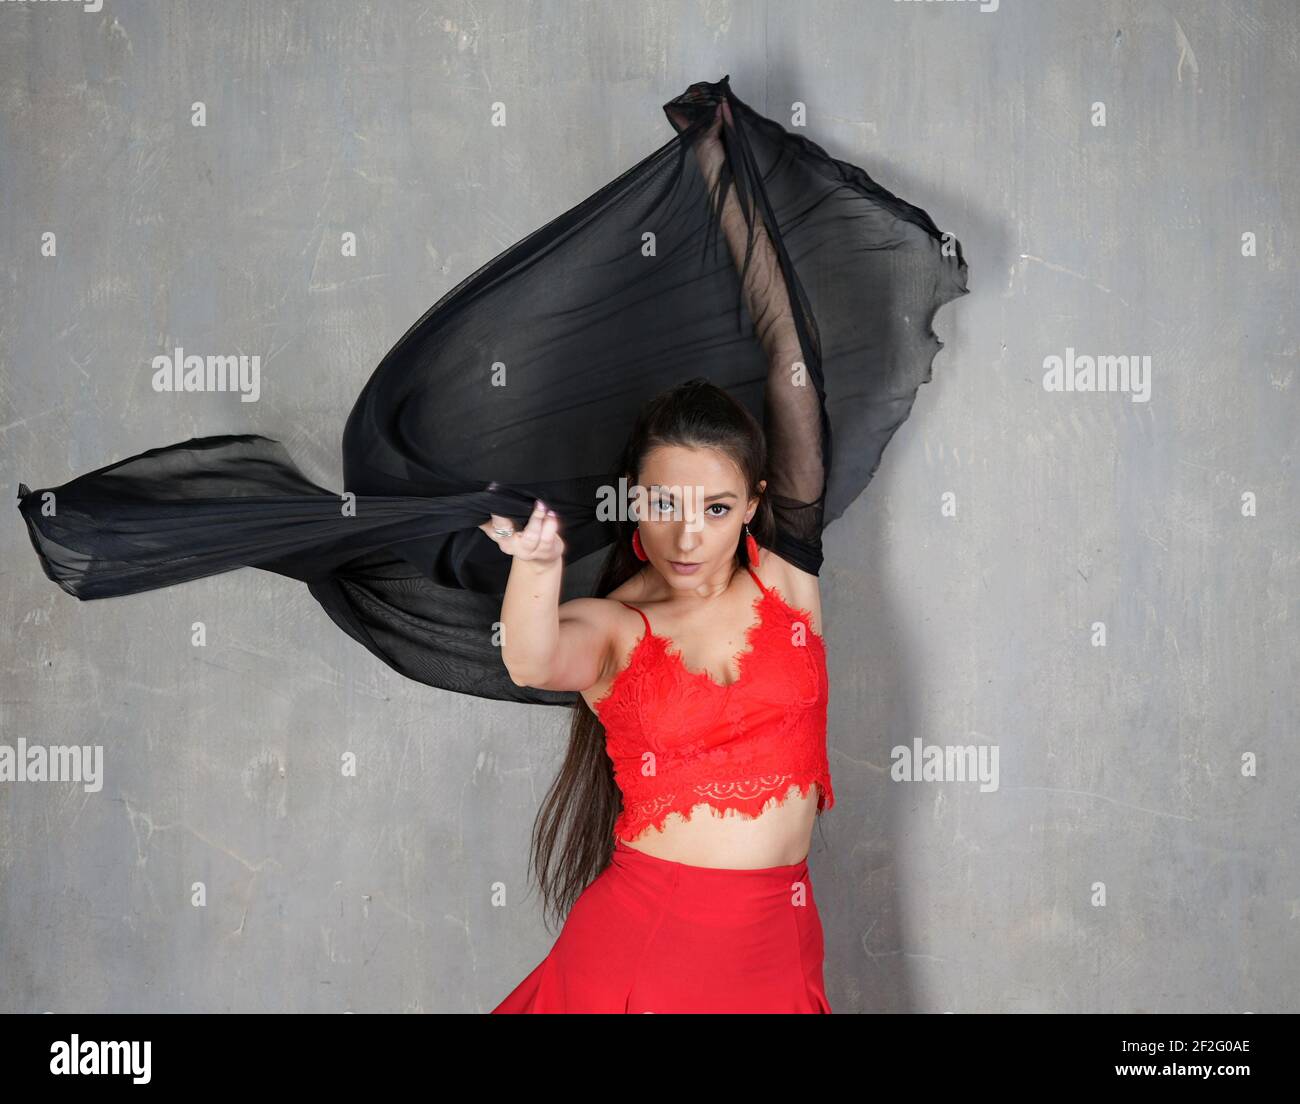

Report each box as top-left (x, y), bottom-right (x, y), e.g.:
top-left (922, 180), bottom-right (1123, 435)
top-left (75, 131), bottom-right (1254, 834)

top-left (593, 555), bottom-right (834, 843)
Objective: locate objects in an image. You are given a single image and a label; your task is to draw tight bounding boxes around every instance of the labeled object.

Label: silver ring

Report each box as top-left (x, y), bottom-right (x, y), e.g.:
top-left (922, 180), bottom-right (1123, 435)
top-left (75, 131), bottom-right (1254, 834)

top-left (493, 527), bottom-right (514, 538)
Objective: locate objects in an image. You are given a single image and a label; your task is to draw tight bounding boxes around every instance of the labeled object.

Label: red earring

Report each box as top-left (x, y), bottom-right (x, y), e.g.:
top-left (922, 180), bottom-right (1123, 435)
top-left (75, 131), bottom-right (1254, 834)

top-left (632, 528), bottom-right (648, 561)
top-left (744, 522), bottom-right (760, 564)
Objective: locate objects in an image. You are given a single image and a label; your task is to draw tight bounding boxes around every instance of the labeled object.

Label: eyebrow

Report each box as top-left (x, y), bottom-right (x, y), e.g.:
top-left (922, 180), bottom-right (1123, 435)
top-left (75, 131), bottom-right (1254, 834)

top-left (651, 487), bottom-right (739, 503)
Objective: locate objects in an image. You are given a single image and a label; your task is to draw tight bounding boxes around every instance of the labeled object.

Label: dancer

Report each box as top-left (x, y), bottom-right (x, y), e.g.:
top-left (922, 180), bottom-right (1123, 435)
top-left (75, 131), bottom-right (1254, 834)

top-left (488, 98), bottom-right (838, 1011)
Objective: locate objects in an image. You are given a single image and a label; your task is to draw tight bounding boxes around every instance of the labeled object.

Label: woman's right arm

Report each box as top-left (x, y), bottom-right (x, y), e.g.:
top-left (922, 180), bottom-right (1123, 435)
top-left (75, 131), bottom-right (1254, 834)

top-left (480, 500), bottom-right (615, 691)
top-left (694, 102), bottom-right (830, 582)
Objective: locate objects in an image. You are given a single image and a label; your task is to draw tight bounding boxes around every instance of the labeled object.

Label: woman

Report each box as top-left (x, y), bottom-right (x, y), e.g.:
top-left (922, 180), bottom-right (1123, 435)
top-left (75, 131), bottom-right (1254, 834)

top-left (483, 389), bottom-right (834, 1013)
top-left (484, 100), bottom-right (837, 1013)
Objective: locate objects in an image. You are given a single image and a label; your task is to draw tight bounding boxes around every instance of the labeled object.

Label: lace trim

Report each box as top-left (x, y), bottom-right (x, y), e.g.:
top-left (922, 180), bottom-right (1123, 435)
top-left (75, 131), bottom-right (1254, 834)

top-left (614, 774), bottom-right (835, 843)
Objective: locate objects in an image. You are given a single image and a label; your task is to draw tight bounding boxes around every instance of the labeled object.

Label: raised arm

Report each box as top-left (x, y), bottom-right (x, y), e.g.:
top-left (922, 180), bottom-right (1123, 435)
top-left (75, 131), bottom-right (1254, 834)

top-left (691, 103), bottom-right (829, 576)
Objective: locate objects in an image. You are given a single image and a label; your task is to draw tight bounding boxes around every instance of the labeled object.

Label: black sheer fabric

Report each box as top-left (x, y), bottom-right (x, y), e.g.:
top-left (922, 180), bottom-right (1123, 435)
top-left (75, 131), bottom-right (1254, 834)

top-left (16, 75), bottom-right (968, 706)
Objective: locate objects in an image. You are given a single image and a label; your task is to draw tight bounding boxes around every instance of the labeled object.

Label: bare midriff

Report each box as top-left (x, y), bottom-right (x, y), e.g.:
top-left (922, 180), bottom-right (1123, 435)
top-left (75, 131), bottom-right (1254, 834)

top-left (615, 777), bottom-right (820, 869)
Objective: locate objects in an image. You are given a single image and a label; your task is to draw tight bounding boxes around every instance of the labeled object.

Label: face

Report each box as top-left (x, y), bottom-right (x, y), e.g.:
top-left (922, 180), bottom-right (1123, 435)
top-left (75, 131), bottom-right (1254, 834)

top-left (633, 445), bottom-right (764, 583)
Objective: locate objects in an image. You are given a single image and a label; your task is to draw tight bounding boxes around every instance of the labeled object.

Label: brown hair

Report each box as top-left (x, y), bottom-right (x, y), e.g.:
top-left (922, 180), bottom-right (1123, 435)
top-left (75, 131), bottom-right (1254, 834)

top-left (525, 376), bottom-right (777, 932)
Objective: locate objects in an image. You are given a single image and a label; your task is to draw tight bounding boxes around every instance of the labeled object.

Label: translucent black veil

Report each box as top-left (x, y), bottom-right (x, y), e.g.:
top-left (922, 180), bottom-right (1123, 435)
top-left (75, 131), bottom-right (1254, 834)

top-left (16, 75), bottom-right (969, 707)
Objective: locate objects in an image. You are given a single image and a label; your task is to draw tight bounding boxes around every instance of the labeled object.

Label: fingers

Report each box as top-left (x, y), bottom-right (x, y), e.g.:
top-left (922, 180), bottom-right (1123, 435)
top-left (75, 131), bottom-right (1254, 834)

top-left (516, 499), bottom-right (558, 555)
top-left (480, 499), bottom-right (562, 559)
top-left (479, 512), bottom-right (517, 539)
top-left (514, 501), bottom-right (544, 553)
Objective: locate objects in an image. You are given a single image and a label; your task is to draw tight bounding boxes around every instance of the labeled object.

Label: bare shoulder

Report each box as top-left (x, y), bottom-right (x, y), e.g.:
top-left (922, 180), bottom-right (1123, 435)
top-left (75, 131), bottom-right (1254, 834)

top-left (566, 585), bottom-right (650, 707)
top-left (558, 589), bottom-right (646, 699)
top-left (754, 546), bottom-right (823, 637)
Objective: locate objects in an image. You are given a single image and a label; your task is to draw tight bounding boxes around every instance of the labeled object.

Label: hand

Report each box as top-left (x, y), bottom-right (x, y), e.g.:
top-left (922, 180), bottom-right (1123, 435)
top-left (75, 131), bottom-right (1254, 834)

top-left (479, 499), bottom-right (565, 563)
top-left (666, 99), bottom-right (733, 152)
top-left (709, 98), bottom-right (734, 140)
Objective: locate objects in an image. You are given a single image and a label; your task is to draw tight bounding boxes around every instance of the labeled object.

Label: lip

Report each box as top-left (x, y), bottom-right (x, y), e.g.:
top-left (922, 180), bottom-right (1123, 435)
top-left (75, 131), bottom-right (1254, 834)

top-left (668, 560), bottom-right (702, 574)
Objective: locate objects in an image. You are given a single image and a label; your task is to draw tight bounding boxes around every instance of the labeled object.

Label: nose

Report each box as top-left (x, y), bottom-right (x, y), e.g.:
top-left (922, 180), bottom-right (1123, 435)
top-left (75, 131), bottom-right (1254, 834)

top-left (673, 515), bottom-right (704, 556)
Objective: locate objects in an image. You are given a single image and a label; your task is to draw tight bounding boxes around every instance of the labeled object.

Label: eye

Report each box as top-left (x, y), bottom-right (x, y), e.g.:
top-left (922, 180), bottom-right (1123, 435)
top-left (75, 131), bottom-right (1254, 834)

top-left (706, 503), bottom-right (730, 517)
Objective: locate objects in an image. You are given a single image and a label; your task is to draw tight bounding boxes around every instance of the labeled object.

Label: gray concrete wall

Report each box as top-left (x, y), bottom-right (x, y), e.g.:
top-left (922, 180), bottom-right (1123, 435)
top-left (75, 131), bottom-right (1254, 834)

top-left (1, 1), bottom-right (1295, 1012)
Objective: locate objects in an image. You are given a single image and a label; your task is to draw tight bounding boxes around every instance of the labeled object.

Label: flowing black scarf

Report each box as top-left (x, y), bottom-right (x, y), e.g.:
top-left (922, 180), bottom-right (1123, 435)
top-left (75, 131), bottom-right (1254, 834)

top-left (16, 75), bottom-right (969, 706)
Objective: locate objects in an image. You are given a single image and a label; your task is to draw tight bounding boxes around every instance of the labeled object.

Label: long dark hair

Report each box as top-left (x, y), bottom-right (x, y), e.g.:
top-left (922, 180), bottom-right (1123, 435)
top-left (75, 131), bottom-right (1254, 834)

top-left (526, 376), bottom-right (777, 932)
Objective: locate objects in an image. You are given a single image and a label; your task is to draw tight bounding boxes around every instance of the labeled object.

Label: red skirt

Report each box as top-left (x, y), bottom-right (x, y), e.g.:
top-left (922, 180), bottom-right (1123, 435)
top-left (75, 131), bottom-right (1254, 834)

top-left (492, 839), bottom-right (830, 1013)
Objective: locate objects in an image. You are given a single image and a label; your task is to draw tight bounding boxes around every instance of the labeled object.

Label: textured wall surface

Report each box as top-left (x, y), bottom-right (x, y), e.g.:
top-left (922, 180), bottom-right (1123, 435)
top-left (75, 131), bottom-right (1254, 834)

top-left (2, 1), bottom-right (1295, 1013)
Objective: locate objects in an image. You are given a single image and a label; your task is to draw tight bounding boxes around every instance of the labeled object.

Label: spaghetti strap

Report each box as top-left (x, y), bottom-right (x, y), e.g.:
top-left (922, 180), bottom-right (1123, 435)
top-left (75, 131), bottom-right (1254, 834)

top-left (619, 601), bottom-right (653, 639)
top-left (745, 562), bottom-right (770, 598)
